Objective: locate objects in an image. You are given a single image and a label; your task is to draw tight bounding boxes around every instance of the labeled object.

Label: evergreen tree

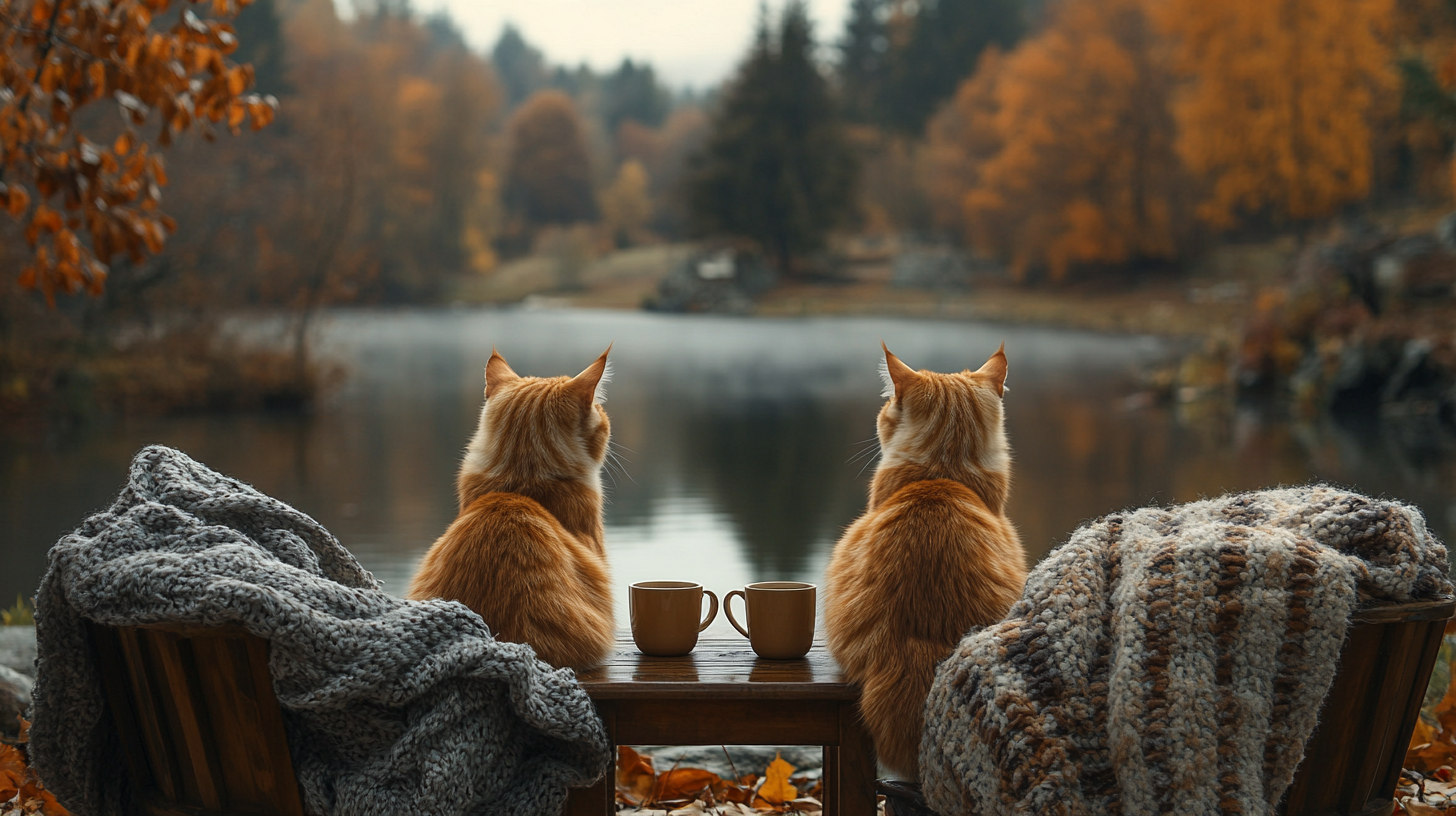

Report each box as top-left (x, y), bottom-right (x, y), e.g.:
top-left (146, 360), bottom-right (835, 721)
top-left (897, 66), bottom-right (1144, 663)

top-left (882, 0), bottom-right (1025, 133)
top-left (837, 0), bottom-right (890, 124)
top-left (602, 59), bottom-right (672, 131)
top-left (491, 25), bottom-right (549, 109)
top-left (687, 2), bottom-right (858, 271)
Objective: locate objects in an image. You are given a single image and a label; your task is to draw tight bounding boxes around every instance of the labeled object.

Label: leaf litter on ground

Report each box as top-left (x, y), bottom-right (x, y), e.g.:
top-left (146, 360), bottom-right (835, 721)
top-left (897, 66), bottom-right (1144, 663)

top-left (1, 718), bottom-right (69, 816)
top-left (1399, 622), bottom-right (1456, 815)
top-left (614, 747), bottom-right (836, 815)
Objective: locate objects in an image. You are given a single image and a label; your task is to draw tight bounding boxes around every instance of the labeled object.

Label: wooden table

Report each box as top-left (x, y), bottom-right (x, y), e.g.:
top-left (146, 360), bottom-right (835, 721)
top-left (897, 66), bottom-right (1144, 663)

top-left (564, 636), bottom-right (877, 816)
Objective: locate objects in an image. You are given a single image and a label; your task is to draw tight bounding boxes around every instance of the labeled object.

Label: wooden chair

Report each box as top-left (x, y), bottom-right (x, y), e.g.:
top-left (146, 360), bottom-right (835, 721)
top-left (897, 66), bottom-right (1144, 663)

top-left (880, 597), bottom-right (1456, 816)
top-left (88, 622), bottom-right (305, 816)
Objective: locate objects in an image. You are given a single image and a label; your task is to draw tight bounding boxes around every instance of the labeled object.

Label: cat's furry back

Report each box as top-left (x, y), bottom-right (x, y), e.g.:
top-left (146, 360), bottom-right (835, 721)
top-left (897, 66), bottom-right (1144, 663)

top-left (824, 344), bottom-right (1028, 778)
top-left (408, 347), bottom-right (616, 670)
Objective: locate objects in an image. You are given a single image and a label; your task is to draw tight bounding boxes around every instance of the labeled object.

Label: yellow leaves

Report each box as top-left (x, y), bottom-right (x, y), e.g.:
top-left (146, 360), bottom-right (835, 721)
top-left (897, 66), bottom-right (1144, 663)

top-left (930, 0), bottom-right (1182, 279)
top-left (226, 65), bottom-right (248, 96)
top-left (247, 97), bottom-right (275, 130)
top-left (752, 755), bottom-right (797, 810)
top-left (1160, 0), bottom-right (1393, 226)
top-left (114, 131), bottom-right (133, 157)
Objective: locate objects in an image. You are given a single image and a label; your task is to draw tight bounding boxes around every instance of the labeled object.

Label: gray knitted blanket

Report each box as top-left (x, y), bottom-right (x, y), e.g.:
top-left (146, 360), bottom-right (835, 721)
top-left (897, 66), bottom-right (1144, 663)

top-left (28, 445), bottom-right (611, 816)
top-left (921, 485), bottom-right (1452, 816)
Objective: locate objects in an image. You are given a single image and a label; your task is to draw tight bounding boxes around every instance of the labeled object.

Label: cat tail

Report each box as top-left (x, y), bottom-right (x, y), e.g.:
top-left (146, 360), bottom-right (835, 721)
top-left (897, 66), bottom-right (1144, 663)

top-left (856, 636), bottom-right (953, 779)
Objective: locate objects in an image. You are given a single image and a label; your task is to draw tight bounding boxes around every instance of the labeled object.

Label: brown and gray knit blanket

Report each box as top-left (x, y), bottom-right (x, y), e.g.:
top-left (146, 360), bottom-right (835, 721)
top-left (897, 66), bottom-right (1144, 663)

top-left (921, 485), bottom-right (1452, 816)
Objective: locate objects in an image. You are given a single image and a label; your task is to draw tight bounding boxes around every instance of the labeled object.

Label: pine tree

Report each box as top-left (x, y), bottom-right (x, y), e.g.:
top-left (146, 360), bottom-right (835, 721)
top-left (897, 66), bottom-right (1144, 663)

top-left (491, 25), bottom-right (549, 109)
top-left (602, 59), bottom-right (671, 131)
top-left (687, 2), bottom-right (858, 270)
top-left (881, 0), bottom-right (1025, 134)
top-left (837, 0), bottom-right (890, 123)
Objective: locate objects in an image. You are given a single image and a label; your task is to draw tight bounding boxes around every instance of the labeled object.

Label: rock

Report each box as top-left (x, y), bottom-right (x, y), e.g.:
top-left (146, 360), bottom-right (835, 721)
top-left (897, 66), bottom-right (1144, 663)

top-left (0, 626), bottom-right (36, 678)
top-left (0, 663), bottom-right (32, 740)
top-left (645, 249), bottom-right (776, 314)
top-left (634, 745), bottom-right (823, 780)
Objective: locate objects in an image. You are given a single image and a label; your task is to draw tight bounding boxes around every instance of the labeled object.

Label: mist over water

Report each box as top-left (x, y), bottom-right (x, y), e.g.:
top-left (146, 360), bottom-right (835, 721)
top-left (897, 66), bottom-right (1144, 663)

top-left (3, 308), bottom-right (1452, 637)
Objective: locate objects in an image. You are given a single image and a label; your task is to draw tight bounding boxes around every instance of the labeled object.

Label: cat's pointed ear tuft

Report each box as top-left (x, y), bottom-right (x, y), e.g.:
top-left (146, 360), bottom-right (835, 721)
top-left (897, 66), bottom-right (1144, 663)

top-left (880, 342), bottom-right (919, 399)
top-left (568, 344), bottom-right (613, 408)
top-left (485, 347), bottom-right (520, 397)
top-left (977, 342), bottom-right (1008, 396)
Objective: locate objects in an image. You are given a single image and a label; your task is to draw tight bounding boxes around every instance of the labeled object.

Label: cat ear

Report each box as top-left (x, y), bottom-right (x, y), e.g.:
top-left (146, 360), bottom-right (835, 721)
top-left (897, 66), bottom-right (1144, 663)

top-left (880, 342), bottom-right (919, 399)
top-left (976, 342), bottom-right (1008, 397)
top-left (567, 344), bottom-right (613, 408)
top-left (485, 348), bottom-right (520, 397)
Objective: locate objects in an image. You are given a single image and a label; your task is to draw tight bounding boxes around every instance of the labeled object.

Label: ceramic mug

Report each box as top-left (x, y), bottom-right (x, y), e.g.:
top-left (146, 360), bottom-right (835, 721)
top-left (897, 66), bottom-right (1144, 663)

top-left (724, 581), bottom-right (816, 659)
top-left (630, 581), bottom-right (719, 656)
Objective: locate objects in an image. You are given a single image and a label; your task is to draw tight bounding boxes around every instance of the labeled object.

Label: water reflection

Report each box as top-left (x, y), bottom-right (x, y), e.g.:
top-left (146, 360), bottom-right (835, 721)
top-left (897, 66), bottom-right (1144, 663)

top-left (1, 309), bottom-right (1452, 638)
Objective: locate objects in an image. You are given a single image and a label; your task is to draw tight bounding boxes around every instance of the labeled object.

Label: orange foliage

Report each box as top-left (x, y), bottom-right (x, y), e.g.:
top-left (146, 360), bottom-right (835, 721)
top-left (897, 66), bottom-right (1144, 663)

top-left (927, 0), bottom-right (1184, 279)
top-left (1, 718), bottom-right (70, 815)
top-left (0, 0), bottom-right (275, 305)
top-left (1156, 0), bottom-right (1395, 227)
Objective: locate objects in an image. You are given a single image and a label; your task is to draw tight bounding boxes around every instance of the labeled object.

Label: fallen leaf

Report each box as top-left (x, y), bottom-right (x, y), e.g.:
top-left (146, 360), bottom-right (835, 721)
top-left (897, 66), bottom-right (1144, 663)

top-left (753, 753), bottom-right (798, 809)
top-left (617, 747), bottom-right (656, 806)
top-left (656, 768), bottom-right (720, 803)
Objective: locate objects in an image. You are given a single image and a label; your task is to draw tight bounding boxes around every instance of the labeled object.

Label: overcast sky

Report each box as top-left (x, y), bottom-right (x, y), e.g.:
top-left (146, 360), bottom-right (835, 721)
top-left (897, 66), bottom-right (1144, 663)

top-left (412, 0), bottom-right (853, 91)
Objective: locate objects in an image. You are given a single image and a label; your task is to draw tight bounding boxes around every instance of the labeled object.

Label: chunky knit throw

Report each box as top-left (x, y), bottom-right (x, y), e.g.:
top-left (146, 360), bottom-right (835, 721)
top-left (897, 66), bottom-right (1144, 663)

top-left (921, 485), bottom-right (1452, 816)
top-left (28, 445), bottom-right (610, 816)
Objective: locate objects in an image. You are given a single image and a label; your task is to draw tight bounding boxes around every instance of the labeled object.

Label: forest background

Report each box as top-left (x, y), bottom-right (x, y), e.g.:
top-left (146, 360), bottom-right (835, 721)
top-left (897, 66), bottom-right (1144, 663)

top-left (3, 0), bottom-right (1456, 422)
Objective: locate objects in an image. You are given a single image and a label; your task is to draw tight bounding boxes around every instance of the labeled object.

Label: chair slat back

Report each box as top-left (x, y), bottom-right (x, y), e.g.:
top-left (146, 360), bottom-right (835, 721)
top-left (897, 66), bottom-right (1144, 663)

top-left (89, 623), bottom-right (305, 816)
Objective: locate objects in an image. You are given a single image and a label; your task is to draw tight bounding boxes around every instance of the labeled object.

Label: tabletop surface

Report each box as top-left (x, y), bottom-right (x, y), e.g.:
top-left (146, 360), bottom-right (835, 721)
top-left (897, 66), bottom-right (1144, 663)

top-left (574, 636), bottom-right (858, 700)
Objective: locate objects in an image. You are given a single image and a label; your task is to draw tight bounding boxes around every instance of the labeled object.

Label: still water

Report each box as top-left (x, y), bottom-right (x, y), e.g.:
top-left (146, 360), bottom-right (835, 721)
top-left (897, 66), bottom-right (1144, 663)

top-left (3, 308), bottom-right (1454, 636)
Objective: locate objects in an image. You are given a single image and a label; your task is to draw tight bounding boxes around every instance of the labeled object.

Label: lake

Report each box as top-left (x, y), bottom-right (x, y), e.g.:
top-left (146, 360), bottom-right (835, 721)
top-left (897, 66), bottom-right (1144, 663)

top-left (3, 308), bottom-right (1453, 637)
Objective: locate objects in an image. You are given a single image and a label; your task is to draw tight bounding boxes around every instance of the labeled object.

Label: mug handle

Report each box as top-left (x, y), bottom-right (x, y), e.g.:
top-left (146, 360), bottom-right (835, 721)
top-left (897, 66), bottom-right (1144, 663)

top-left (724, 590), bottom-right (750, 639)
top-left (699, 590), bottom-right (719, 632)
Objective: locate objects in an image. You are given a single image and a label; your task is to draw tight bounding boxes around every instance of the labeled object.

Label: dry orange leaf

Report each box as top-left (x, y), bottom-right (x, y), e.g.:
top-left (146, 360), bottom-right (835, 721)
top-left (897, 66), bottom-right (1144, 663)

top-left (615, 746), bottom-right (655, 806)
top-left (655, 767), bottom-right (720, 802)
top-left (753, 753), bottom-right (797, 809)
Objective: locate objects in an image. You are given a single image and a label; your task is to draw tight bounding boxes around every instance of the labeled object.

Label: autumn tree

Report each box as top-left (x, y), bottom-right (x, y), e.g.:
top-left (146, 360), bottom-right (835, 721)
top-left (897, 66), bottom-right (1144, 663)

top-left (617, 106), bottom-right (709, 238)
top-left (599, 159), bottom-right (652, 245)
top-left (928, 0), bottom-right (1187, 278)
top-left (0, 0), bottom-right (276, 305)
top-left (687, 2), bottom-right (857, 270)
top-left (504, 89), bottom-right (597, 228)
top-left (1157, 0), bottom-right (1395, 228)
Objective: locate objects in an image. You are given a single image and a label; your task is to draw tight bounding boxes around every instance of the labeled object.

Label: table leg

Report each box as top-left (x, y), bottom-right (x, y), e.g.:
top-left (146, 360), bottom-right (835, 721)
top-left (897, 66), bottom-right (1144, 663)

top-left (565, 701), bottom-right (616, 816)
top-left (822, 745), bottom-right (839, 814)
top-left (837, 702), bottom-right (877, 816)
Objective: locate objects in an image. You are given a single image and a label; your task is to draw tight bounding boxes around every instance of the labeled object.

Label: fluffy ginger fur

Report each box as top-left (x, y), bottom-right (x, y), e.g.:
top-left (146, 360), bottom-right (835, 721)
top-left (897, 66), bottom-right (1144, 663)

top-left (825, 344), bottom-right (1028, 778)
top-left (408, 347), bottom-right (616, 670)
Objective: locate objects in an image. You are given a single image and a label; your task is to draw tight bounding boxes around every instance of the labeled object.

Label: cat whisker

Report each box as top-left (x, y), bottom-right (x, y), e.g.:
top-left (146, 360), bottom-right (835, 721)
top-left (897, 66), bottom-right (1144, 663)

top-left (855, 449), bottom-right (881, 478)
top-left (846, 441), bottom-right (881, 465)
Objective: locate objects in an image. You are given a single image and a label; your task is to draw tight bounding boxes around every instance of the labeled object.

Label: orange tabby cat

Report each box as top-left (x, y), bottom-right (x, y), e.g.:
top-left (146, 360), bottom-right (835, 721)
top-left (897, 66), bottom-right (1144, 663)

top-left (408, 347), bottom-right (616, 670)
top-left (824, 343), bottom-right (1028, 777)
